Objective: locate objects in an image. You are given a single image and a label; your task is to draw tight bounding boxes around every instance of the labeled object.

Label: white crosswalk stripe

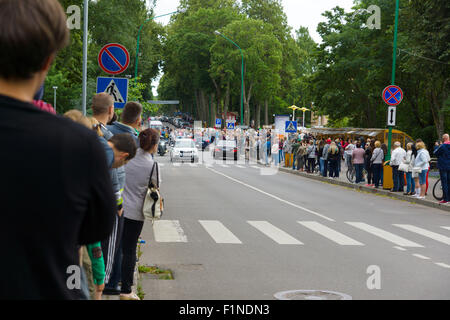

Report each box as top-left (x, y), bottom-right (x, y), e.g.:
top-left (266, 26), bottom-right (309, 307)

top-left (435, 262), bottom-right (450, 269)
top-left (346, 222), bottom-right (423, 247)
top-left (248, 221), bottom-right (303, 245)
top-left (236, 165), bottom-right (245, 168)
top-left (153, 220), bottom-right (187, 243)
top-left (412, 254), bottom-right (430, 260)
top-left (220, 164), bottom-right (230, 168)
top-left (441, 226), bottom-right (450, 231)
top-left (251, 166), bottom-right (260, 169)
top-left (298, 221), bottom-right (364, 246)
top-left (393, 224), bottom-right (450, 245)
top-left (189, 163), bottom-right (198, 167)
top-left (199, 220), bottom-right (242, 244)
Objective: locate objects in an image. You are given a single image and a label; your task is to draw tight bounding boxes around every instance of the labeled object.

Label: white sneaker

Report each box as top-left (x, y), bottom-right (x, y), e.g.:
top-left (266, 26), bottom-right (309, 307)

top-left (416, 196), bottom-right (426, 200)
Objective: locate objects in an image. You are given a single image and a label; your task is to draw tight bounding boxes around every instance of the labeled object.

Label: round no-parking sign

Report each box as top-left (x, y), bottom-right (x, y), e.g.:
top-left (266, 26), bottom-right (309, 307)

top-left (98, 43), bottom-right (130, 75)
top-left (382, 85), bottom-right (403, 106)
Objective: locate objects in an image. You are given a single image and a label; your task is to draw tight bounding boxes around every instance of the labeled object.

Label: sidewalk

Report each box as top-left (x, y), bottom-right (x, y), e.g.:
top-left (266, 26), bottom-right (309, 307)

top-left (258, 158), bottom-right (449, 213)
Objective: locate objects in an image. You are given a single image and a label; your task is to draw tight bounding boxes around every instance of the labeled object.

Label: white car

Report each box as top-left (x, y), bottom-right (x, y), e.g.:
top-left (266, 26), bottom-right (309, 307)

top-left (170, 139), bottom-right (199, 163)
top-left (149, 120), bottom-right (163, 132)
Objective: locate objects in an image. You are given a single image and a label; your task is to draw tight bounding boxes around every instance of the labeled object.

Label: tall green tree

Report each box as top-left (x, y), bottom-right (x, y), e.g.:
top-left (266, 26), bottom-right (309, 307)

top-left (211, 19), bottom-right (282, 126)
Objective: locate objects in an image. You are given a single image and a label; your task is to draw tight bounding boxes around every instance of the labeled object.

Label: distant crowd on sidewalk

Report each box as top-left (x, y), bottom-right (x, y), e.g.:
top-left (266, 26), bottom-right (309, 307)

top-left (260, 130), bottom-right (448, 204)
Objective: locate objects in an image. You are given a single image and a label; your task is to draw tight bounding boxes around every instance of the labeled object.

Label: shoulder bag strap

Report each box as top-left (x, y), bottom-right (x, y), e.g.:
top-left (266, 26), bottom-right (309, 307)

top-left (148, 162), bottom-right (156, 188)
top-left (155, 162), bottom-right (160, 189)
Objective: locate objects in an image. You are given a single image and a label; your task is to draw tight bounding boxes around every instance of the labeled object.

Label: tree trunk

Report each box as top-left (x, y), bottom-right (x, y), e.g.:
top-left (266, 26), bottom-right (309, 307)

top-left (211, 92), bottom-right (216, 127)
top-left (243, 81), bottom-right (253, 126)
top-left (195, 90), bottom-right (201, 121)
top-left (431, 89), bottom-right (445, 139)
top-left (256, 103), bottom-right (261, 128)
top-left (199, 90), bottom-right (208, 123)
top-left (264, 99), bottom-right (269, 126)
top-left (224, 82), bottom-right (230, 127)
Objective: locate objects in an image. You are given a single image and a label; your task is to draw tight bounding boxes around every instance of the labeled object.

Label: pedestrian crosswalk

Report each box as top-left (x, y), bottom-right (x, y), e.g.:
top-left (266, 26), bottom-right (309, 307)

top-left (199, 220), bottom-right (242, 244)
top-left (152, 220), bottom-right (187, 243)
top-left (298, 221), bottom-right (363, 246)
top-left (392, 224), bottom-right (450, 245)
top-left (248, 221), bottom-right (303, 245)
top-left (345, 222), bottom-right (423, 247)
top-left (148, 219), bottom-right (450, 252)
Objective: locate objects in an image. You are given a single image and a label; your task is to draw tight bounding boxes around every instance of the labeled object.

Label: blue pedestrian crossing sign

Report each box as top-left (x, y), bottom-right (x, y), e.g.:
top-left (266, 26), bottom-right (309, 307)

top-left (215, 118), bottom-right (222, 128)
top-left (97, 77), bottom-right (128, 109)
top-left (285, 121), bottom-right (297, 133)
top-left (227, 122), bottom-right (235, 130)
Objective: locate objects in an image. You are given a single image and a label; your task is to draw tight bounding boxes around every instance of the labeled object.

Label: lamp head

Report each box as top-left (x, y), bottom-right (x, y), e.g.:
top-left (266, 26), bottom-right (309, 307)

top-left (178, 8), bottom-right (187, 14)
top-left (214, 30), bottom-right (221, 36)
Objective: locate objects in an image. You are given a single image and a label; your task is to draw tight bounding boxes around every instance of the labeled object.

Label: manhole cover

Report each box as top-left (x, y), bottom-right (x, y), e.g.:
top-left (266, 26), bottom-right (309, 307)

top-left (274, 290), bottom-right (352, 300)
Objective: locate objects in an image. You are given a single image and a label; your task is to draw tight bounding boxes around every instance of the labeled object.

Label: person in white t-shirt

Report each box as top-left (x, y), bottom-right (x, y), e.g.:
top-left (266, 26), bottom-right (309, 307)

top-left (389, 142), bottom-right (407, 192)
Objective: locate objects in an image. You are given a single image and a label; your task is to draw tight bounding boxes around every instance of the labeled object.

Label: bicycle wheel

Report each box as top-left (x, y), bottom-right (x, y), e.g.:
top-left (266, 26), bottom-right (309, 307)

top-left (346, 169), bottom-right (355, 183)
top-left (433, 179), bottom-right (443, 201)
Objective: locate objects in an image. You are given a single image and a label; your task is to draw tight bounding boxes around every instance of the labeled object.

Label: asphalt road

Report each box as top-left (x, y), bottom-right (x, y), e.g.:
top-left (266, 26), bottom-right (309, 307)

top-left (139, 149), bottom-right (450, 300)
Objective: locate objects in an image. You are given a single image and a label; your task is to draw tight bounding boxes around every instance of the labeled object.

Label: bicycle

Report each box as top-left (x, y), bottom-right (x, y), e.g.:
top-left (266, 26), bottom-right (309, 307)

top-left (346, 165), bottom-right (368, 183)
top-left (432, 178), bottom-right (443, 201)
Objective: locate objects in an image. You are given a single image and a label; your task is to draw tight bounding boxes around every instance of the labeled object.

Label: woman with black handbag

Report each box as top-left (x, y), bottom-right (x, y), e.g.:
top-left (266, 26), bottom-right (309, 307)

top-left (121, 128), bottom-right (161, 300)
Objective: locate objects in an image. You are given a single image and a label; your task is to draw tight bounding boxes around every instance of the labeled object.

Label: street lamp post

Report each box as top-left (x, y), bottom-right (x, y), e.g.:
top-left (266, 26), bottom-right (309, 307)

top-left (135, 9), bottom-right (185, 85)
top-left (53, 86), bottom-right (58, 114)
top-left (299, 107), bottom-right (310, 129)
top-left (214, 30), bottom-right (244, 127)
top-left (288, 105), bottom-right (300, 122)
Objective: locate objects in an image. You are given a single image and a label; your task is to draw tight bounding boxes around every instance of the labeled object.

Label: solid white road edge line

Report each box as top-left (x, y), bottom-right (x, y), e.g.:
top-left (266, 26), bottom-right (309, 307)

top-left (207, 167), bottom-right (335, 222)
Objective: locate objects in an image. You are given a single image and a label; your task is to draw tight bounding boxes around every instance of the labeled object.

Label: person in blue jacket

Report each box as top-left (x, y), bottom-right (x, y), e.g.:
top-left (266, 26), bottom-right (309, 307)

top-left (434, 134), bottom-right (450, 204)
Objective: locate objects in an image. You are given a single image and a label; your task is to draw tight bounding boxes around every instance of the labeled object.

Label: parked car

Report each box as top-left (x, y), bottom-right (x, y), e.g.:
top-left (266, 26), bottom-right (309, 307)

top-left (170, 139), bottom-right (199, 163)
top-left (213, 140), bottom-right (239, 161)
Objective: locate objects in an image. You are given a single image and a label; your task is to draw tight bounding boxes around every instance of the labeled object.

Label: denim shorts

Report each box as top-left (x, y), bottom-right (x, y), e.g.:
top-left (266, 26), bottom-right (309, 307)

top-left (419, 169), bottom-right (427, 185)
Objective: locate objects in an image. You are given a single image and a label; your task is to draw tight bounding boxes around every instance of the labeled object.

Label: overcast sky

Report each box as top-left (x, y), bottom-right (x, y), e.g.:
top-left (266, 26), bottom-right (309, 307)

top-left (149, 0), bottom-right (356, 95)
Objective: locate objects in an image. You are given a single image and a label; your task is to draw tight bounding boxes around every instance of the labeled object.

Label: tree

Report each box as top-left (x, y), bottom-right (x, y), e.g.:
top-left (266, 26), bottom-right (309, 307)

top-left (162, 1), bottom-right (241, 124)
top-left (399, 0), bottom-right (449, 139)
top-left (211, 19), bottom-right (282, 126)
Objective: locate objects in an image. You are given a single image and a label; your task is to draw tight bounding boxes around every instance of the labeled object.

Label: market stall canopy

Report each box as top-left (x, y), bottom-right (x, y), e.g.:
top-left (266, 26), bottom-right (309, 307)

top-left (307, 127), bottom-right (414, 147)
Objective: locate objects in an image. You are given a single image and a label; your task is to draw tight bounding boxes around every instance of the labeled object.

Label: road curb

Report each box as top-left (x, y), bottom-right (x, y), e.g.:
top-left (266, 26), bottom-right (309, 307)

top-left (264, 164), bottom-right (449, 213)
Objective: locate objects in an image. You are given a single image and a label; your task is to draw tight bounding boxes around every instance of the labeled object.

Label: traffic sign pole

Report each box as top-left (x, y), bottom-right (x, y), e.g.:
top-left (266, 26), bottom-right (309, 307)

top-left (387, 0), bottom-right (400, 161)
top-left (82, 0), bottom-right (88, 115)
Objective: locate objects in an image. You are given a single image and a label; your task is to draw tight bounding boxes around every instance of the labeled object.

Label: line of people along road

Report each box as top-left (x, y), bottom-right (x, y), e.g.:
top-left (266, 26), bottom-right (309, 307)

top-left (61, 95), bottom-right (163, 300)
top-left (1, 1), bottom-right (161, 299)
top-left (165, 127), bottom-right (448, 205)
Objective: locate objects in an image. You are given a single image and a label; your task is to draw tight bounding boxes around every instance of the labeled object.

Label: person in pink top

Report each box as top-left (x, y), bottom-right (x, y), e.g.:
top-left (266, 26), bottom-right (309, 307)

top-left (352, 142), bottom-right (366, 183)
top-left (32, 85), bottom-right (56, 114)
